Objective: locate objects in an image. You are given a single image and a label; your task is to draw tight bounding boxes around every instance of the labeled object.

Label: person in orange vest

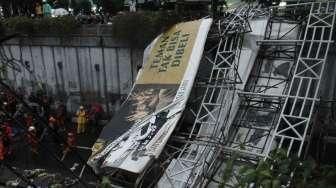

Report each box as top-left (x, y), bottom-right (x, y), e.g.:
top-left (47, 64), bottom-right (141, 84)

top-left (49, 115), bottom-right (57, 130)
top-left (76, 106), bottom-right (87, 134)
top-left (25, 113), bottom-right (34, 128)
top-left (0, 131), bottom-right (5, 161)
top-left (63, 132), bottom-right (76, 155)
top-left (56, 103), bottom-right (66, 131)
top-left (27, 126), bottom-right (38, 156)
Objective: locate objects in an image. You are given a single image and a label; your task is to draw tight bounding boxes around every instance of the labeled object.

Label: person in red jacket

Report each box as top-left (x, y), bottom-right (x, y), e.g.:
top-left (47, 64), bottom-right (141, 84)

top-left (0, 131), bottom-right (5, 161)
top-left (27, 126), bottom-right (38, 156)
top-left (49, 115), bottom-right (57, 129)
top-left (25, 113), bottom-right (34, 128)
top-left (1, 121), bottom-right (13, 156)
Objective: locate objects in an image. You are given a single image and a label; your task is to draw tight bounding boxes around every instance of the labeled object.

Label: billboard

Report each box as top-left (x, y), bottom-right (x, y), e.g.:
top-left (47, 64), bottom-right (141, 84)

top-left (88, 18), bottom-right (212, 174)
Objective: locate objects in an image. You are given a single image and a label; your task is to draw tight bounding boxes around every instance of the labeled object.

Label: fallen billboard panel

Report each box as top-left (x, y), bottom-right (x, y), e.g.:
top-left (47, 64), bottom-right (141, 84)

top-left (88, 18), bottom-right (212, 174)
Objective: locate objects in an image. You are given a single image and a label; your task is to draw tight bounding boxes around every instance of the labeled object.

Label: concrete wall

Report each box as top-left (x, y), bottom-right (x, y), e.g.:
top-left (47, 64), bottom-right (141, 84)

top-left (2, 34), bottom-right (144, 114)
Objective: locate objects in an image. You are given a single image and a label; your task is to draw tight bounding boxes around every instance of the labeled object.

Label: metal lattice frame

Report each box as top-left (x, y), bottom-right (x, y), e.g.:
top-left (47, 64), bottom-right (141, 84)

top-left (265, 1), bottom-right (336, 158)
top-left (159, 9), bottom-right (252, 187)
top-left (158, 2), bottom-right (336, 188)
top-left (222, 7), bottom-right (306, 159)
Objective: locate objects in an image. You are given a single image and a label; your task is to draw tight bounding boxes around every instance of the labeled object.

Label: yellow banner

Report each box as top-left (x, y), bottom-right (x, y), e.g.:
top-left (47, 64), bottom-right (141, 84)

top-left (137, 20), bottom-right (202, 85)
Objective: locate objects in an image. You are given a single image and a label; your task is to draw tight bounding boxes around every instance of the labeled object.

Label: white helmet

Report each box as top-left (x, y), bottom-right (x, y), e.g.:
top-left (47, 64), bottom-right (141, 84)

top-left (28, 126), bottom-right (36, 132)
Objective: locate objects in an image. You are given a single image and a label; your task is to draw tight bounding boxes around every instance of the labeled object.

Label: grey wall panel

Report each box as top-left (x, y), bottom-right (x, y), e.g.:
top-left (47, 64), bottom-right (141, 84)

top-left (118, 48), bottom-right (132, 95)
top-left (42, 46), bottom-right (57, 94)
top-left (89, 47), bottom-right (104, 98)
top-left (9, 45), bottom-right (23, 87)
top-left (77, 47), bottom-right (93, 93)
top-left (21, 46), bottom-right (34, 87)
top-left (63, 47), bottom-right (81, 93)
top-left (104, 48), bottom-right (119, 95)
top-left (3, 45), bottom-right (16, 85)
top-left (53, 47), bottom-right (67, 94)
top-left (30, 47), bottom-right (45, 86)
top-left (2, 43), bottom-right (143, 113)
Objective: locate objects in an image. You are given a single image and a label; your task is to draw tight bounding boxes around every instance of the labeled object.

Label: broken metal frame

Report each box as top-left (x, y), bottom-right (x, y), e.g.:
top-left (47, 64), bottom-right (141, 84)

top-left (194, 5), bottom-right (310, 187)
top-left (158, 2), bottom-right (336, 188)
top-left (159, 7), bottom-right (253, 187)
top-left (206, 2), bottom-right (336, 186)
top-left (265, 1), bottom-right (336, 158)
top-left (222, 9), bottom-right (307, 158)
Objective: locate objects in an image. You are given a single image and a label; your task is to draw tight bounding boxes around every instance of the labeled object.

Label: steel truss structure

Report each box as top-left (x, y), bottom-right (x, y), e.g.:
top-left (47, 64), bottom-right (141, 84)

top-left (159, 1), bottom-right (336, 188)
top-left (159, 7), bottom-right (261, 187)
top-left (265, 1), bottom-right (336, 158)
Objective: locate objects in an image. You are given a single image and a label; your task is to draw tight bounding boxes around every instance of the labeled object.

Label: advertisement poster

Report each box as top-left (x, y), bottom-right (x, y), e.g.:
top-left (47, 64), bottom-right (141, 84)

top-left (88, 18), bottom-right (212, 174)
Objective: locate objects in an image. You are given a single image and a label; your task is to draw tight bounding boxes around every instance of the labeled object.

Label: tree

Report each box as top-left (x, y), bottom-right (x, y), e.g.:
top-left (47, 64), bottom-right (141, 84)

top-left (220, 149), bottom-right (336, 188)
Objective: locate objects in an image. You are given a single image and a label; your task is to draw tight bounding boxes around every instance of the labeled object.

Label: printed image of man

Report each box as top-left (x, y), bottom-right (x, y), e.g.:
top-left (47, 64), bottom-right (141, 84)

top-left (126, 87), bottom-right (176, 122)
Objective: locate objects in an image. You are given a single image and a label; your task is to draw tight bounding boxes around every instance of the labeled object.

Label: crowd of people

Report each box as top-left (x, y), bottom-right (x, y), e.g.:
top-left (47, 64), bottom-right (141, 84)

top-left (34, 0), bottom-right (53, 18)
top-left (0, 87), bottom-right (104, 162)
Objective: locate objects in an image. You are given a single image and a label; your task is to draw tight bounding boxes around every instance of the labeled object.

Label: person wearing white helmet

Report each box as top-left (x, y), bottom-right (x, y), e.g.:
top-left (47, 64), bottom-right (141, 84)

top-left (28, 126), bottom-right (36, 132)
top-left (27, 126), bottom-right (38, 156)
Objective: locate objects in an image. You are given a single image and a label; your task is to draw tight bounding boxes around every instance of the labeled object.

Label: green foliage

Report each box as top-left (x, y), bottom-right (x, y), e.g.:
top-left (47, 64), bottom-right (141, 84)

top-left (99, 176), bottom-right (113, 188)
top-left (3, 16), bottom-right (80, 36)
top-left (219, 152), bottom-right (238, 188)
top-left (111, 11), bottom-right (183, 47)
top-left (3, 16), bottom-right (35, 34)
top-left (220, 149), bottom-right (336, 188)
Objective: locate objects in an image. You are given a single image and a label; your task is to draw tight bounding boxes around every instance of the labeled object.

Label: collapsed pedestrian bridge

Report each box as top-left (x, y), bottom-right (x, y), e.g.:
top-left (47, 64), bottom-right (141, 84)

top-left (88, 2), bottom-right (336, 187)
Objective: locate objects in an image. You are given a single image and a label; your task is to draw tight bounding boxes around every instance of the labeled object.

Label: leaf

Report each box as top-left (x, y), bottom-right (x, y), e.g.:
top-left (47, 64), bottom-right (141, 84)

top-left (261, 179), bottom-right (272, 188)
top-left (259, 170), bottom-right (273, 179)
top-left (272, 179), bottom-right (280, 188)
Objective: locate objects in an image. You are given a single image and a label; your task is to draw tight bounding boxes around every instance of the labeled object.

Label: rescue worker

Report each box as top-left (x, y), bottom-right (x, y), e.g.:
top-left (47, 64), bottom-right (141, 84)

top-left (1, 121), bottom-right (13, 156)
top-left (27, 126), bottom-right (38, 156)
top-left (48, 115), bottom-right (57, 130)
top-left (63, 132), bottom-right (76, 154)
top-left (88, 103), bottom-right (104, 134)
top-left (76, 106), bottom-right (87, 134)
top-left (56, 103), bottom-right (66, 131)
top-left (0, 131), bottom-right (5, 161)
top-left (25, 113), bottom-right (34, 128)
